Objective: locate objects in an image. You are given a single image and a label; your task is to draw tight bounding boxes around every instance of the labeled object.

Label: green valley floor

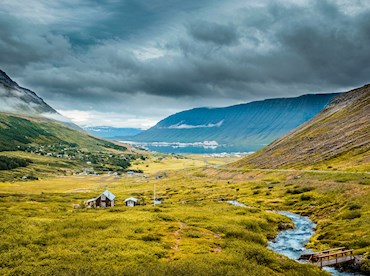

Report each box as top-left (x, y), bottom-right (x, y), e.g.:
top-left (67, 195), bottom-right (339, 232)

top-left (0, 155), bottom-right (369, 275)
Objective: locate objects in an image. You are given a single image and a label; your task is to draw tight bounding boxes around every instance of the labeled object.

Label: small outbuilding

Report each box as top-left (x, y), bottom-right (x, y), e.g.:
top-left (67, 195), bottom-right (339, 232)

top-left (86, 190), bottom-right (116, 208)
top-left (124, 197), bottom-right (138, 207)
top-left (154, 198), bottom-right (163, 205)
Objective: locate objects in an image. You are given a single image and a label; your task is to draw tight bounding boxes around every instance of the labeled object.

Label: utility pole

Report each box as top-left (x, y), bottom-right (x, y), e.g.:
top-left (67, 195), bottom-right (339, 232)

top-left (153, 182), bottom-right (156, 207)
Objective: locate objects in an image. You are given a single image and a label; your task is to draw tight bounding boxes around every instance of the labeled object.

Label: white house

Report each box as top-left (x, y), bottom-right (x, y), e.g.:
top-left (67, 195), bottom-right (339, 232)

top-left (124, 197), bottom-right (138, 207)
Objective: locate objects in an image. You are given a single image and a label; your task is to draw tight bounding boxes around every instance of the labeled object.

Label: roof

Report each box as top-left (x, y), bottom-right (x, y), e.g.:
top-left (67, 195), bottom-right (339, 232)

top-left (86, 190), bottom-right (115, 203)
top-left (124, 197), bottom-right (138, 202)
top-left (86, 198), bottom-right (97, 203)
top-left (102, 190), bottom-right (116, 200)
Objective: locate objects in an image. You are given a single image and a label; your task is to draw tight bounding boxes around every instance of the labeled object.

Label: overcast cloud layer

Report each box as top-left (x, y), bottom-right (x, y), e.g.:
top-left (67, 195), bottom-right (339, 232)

top-left (1, 0), bottom-right (370, 128)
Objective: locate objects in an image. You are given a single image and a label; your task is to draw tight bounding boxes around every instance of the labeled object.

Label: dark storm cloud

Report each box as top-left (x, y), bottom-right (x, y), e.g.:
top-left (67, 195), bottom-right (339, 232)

top-left (62, 0), bottom-right (219, 46)
top-left (188, 21), bottom-right (239, 45)
top-left (269, 1), bottom-right (370, 85)
top-left (1, 0), bottom-right (370, 127)
top-left (0, 13), bottom-right (71, 66)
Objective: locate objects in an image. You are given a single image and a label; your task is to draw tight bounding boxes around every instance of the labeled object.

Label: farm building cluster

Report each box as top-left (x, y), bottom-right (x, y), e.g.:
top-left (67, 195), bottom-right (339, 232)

top-left (85, 190), bottom-right (161, 208)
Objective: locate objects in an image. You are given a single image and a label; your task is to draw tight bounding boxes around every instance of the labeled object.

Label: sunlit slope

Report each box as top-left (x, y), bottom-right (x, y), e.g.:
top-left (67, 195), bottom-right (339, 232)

top-left (233, 84), bottom-right (370, 171)
top-left (0, 113), bottom-right (128, 152)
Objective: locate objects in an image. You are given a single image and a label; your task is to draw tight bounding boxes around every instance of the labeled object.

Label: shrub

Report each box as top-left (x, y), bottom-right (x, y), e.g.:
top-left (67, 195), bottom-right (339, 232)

top-left (226, 241), bottom-right (275, 266)
top-left (225, 229), bottom-right (266, 246)
top-left (0, 156), bottom-right (31, 170)
top-left (300, 194), bottom-right (312, 201)
top-left (156, 214), bottom-right (175, 221)
top-left (134, 228), bottom-right (144, 233)
top-left (141, 235), bottom-right (161, 242)
top-left (240, 220), bottom-right (260, 232)
top-left (342, 210), bottom-right (361, 219)
top-left (193, 172), bottom-right (206, 177)
top-left (286, 187), bottom-right (314, 194)
top-left (348, 203), bottom-right (362, 210)
top-left (361, 258), bottom-right (370, 274)
top-left (185, 230), bottom-right (203, 238)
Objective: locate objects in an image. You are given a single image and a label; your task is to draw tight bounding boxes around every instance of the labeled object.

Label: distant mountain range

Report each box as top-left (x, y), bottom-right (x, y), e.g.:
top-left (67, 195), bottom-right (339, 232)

top-left (130, 93), bottom-right (339, 151)
top-left (83, 126), bottom-right (143, 139)
top-left (234, 84), bottom-right (370, 171)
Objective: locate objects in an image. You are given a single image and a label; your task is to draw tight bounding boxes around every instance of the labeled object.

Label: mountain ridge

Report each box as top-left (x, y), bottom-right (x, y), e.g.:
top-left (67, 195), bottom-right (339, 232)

top-left (0, 69), bottom-right (83, 130)
top-left (0, 69), bottom-right (57, 115)
top-left (130, 93), bottom-right (340, 151)
top-left (232, 84), bottom-right (370, 171)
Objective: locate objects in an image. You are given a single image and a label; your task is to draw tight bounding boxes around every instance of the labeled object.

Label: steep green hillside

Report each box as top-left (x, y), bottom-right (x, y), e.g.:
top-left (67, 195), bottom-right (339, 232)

top-left (0, 113), bottom-right (127, 152)
top-left (234, 84), bottom-right (370, 171)
top-left (131, 93), bottom-right (338, 150)
top-left (0, 113), bottom-right (145, 181)
top-left (0, 69), bottom-right (145, 181)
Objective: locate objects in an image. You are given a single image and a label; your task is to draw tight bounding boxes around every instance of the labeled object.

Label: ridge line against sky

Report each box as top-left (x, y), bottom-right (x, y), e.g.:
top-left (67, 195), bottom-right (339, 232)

top-left (1, 0), bottom-right (370, 128)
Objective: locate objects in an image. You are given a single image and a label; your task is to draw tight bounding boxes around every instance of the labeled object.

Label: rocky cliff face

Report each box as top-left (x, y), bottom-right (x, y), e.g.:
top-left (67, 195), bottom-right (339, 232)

top-left (131, 93), bottom-right (339, 150)
top-left (0, 69), bottom-right (57, 115)
top-left (234, 84), bottom-right (370, 170)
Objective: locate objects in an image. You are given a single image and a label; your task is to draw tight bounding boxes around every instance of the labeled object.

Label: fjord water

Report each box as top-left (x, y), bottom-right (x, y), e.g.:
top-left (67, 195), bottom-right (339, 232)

top-left (142, 144), bottom-right (257, 154)
top-left (122, 140), bottom-right (261, 154)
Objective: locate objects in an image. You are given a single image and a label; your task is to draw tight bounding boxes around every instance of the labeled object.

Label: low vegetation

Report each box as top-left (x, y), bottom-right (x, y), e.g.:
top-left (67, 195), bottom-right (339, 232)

top-left (0, 156), bottom-right (31, 170)
top-left (0, 190), bottom-right (325, 275)
top-left (0, 113), bottom-right (130, 154)
top-left (0, 155), bottom-right (369, 275)
top-left (0, 113), bottom-right (155, 182)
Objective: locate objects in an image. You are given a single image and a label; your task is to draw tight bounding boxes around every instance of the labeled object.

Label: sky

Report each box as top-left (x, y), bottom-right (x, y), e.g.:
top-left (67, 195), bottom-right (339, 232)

top-left (1, 0), bottom-right (370, 129)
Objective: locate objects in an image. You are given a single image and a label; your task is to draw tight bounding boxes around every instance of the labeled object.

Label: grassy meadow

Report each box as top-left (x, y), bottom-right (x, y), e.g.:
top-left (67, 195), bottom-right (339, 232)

top-left (0, 155), bottom-right (369, 275)
top-left (128, 154), bottom-right (209, 174)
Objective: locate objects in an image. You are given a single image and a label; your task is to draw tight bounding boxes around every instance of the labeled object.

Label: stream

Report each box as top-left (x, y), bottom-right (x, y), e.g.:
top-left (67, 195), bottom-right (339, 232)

top-left (268, 211), bottom-right (358, 276)
top-left (226, 201), bottom-right (358, 275)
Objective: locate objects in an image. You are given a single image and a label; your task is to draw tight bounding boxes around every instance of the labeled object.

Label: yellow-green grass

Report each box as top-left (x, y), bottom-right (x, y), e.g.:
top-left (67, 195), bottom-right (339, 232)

top-left (129, 154), bottom-right (240, 174)
top-left (187, 168), bottom-right (370, 255)
top-left (0, 186), bottom-right (325, 275)
top-left (0, 170), bottom-right (330, 275)
top-left (129, 155), bottom-right (206, 174)
top-left (1, 157), bottom-right (369, 275)
top-left (304, 147), bottom-right (370, 172)
top-left (188, 154), bottom-right (241, 166)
